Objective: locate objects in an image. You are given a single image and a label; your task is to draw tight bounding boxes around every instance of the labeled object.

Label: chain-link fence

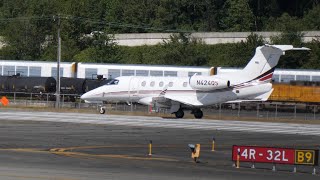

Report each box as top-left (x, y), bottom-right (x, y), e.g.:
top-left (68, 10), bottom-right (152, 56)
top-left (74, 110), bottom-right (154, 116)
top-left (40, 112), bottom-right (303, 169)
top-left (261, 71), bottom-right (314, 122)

top-left (201, 103), bottom-right (320, 121)
top-left (1, 92), bottom-right (320, 121)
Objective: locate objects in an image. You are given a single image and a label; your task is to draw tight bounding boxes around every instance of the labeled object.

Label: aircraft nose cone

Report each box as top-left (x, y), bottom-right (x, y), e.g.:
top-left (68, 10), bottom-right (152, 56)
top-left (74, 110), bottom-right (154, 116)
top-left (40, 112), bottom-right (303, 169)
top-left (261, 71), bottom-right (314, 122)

top-left (81, 91), bottom-right (92, 100)
top-left (80, 93), bottom-right (88, 100)
top-left (81, 86), bottom-right (104, 101)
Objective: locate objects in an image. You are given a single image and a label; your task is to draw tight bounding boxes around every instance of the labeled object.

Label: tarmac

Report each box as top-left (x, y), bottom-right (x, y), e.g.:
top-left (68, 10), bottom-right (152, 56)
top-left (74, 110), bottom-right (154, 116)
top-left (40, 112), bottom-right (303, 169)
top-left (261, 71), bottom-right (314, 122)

top-left (0, 109), bottom-right (318, 179)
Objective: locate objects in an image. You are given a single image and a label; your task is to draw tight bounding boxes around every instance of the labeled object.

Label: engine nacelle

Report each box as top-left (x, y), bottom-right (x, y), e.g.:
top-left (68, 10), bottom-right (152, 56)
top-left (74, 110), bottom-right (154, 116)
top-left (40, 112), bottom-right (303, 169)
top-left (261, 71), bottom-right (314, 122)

top-left (189, 75), bottom-right (230, 91)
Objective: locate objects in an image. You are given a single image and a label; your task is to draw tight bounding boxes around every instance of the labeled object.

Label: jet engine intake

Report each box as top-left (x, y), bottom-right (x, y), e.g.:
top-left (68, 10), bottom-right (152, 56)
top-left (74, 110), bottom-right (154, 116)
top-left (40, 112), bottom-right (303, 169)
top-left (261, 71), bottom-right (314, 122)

top-left (189, 75), bottom-right (230, 91)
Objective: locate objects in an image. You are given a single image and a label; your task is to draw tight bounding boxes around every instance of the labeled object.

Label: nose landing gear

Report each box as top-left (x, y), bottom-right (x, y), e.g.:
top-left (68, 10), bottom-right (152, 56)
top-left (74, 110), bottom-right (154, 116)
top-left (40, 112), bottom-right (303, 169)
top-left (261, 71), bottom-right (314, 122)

top-left (99, 106), bottom-right (106, 114)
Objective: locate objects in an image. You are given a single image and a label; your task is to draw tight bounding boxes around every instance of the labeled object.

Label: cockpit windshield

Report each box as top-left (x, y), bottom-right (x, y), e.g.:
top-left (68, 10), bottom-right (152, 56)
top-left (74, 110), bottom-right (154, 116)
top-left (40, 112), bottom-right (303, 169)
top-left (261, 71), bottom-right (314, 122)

top-left (105, 79), bottom-right (119, 85)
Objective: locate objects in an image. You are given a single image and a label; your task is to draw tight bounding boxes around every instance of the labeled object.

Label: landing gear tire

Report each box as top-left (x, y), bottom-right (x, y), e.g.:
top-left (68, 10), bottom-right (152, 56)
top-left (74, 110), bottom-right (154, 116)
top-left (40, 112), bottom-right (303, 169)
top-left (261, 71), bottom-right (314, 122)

top-left (99, 107), bottom-right (106, 114)
top-left (175, 109), bottom-right (184, 118)
top-left (194, 110), bottom-right (203, 119)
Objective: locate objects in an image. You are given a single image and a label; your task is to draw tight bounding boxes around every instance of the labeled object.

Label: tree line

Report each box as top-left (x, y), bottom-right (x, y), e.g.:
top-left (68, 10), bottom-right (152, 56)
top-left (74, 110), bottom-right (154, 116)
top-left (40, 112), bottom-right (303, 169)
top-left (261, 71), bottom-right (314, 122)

top-left (0, 0), bottom-right (319, 69)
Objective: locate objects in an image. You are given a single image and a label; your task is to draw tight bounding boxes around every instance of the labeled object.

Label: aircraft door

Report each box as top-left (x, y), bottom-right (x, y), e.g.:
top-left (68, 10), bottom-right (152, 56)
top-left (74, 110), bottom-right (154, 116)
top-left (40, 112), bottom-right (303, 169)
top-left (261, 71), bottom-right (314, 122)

top-left (129, 77), bottom-right (140, 100)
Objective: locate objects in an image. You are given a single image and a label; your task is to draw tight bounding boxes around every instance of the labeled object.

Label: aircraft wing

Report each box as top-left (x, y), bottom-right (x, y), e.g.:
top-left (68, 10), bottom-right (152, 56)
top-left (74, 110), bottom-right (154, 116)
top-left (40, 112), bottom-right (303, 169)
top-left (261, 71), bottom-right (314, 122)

top-left (164, 94), bottom-right (204, 106)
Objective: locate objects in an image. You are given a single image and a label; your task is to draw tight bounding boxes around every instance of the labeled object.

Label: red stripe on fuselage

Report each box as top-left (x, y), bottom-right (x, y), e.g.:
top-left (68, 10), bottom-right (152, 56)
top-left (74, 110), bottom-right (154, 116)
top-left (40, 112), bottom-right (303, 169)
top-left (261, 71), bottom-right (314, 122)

top-left (259, 73), bottom-right (273, 82)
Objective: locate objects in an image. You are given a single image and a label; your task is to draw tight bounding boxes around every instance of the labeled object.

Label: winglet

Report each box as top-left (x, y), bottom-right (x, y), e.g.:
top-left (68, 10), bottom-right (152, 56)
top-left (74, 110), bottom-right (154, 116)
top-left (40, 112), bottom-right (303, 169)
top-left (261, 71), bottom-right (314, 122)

top-left (159, 84), bottom-right (169, 97)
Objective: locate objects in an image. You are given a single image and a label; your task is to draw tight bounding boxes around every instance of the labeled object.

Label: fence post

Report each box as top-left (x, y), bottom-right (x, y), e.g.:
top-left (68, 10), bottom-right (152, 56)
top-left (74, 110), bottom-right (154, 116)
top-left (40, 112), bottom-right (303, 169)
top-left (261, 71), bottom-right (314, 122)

top-left (294, 105), bottom-right (297, 119)
top-left (275, 104), bottom-right (278, 119)
top-left (219, 103), bottom-right (222, 118)
top-left (256, 103), bottom-right (259, 118)
top-left (237, 102), bottom-right (240, 117)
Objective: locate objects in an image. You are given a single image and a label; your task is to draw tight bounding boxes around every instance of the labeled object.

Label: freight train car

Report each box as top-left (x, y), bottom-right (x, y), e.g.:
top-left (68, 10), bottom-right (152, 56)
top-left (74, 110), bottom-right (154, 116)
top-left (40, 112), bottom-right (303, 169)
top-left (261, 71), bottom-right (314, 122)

top-left (269, 82), bottom-right (320, 104)
top-left (0, 75), bottom-right (56, 93)
top-left (60, 77), bottom-right (113, 101)
top-left (0, 75), bottom-right (112, 101)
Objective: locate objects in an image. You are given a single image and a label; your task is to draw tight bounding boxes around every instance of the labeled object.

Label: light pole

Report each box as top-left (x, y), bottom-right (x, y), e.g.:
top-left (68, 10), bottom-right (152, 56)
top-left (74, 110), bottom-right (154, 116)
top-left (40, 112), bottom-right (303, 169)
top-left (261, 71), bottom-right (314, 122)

top-left (55, 15), bottom-right (61, 108)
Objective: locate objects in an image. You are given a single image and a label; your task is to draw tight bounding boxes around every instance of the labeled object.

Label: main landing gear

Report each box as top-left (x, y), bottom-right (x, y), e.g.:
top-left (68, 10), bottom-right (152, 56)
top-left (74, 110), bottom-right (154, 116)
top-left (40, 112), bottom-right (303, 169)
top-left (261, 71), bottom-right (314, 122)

top-left (174, 109), bottom-right (185, 118)
top-left (192, 109), bottom-right (203, 119)
top-left (174, 108), bottom-right (204, 119)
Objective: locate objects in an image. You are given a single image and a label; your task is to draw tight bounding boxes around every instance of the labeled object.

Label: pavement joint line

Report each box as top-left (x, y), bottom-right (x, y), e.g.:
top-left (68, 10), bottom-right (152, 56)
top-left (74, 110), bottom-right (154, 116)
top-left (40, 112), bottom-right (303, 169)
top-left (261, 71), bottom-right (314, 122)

top-left (0, 173), bottom-right (79, 180)
top-left (52, 151), bottom-right (179, 162)
top-left (0, 146), bottom-right (179, 162)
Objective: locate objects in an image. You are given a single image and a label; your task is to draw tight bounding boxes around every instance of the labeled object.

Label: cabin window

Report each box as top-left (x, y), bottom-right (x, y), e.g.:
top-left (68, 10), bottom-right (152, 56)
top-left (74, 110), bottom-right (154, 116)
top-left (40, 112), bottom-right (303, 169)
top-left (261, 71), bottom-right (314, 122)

top-left (3, 66), bottom-right (15, 76)
top-left (85, 68), bottom-right (98, 79)
top-left (272, 74), bottom-right (280, 82)
top-left (29, 66), bottom-right (41, 77)
top-left (159, 81), bottom-right (164, 87)
top-left (150, 70), bottom-right (163, 77)
top-left (169, 82), bottom-right (173, 87)
top-left (136, 70), bottom-right (149, 76)
top-left (280, 75), bottom-right (294, 83)
top-left (141, 81), bottom-right (146, 87)
top-left (122, 69), bottom-right (134, 76)
top-left (150, 81), bottom-right (155, 87)
top-left (164, 71), bottom-right (177, 77)
top-left (188, 72), bottom-right (201, 77)
top-left (183, 82), bottom-right (188, 87)
top-left (296, 75), bottom-right (310, 81)
top-left (108, 69), bottom-right (120, 78)
top-left (312, 76), bottom-right (320, 82)
top-left (16, 66), bottom-right (28, 76)
top-left (51, 67), bottom-right (64, 78)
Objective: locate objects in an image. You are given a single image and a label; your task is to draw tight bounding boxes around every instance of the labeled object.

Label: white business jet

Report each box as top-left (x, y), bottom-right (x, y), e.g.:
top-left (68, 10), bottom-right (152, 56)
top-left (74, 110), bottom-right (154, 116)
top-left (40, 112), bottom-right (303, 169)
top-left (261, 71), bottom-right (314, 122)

top-left (81, 45), bottom-right (309, 119)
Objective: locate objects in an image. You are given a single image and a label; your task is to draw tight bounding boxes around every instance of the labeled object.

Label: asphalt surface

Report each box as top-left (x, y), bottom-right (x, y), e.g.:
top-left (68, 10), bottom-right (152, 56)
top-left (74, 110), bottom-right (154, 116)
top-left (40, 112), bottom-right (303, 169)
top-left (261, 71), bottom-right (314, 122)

top-left (0, 110), bottom-right (318, 180)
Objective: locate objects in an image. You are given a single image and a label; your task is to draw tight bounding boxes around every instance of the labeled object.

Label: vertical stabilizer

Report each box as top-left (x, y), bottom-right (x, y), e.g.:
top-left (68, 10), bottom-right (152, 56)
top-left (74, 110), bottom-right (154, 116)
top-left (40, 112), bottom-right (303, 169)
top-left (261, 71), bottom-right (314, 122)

top-left (240, 45), bottom-right (309, 82)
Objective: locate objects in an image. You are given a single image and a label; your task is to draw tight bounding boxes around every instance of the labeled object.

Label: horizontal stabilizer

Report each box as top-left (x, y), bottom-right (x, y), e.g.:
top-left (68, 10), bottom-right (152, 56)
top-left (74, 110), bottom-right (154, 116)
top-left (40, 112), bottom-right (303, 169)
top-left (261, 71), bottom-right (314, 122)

top-left (226, 89), bottom-right (274, 103)
top-left (265, 44), bottom-right (310, 51)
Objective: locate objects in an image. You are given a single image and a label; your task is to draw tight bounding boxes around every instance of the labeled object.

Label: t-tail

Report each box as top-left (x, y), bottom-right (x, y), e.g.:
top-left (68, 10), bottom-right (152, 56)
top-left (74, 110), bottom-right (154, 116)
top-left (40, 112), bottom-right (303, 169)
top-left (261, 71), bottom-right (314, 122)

top-left (239, 45), bottom-right (310, 83)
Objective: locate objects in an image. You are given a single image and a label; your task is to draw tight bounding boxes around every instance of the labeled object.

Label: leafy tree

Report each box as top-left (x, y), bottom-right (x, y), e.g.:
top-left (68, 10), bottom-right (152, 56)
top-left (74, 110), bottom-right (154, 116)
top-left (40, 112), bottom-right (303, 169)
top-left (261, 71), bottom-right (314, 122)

top-left (268, 13), bottom-right (304, 46)
top-left (303, 38), bottom-right (320, 69)
top-left (0, 0), bottom-right (319, 68)
top-left (74, 32), bottom-right (122, 63)
top-left (0, 0), bottom-right (59, 60)
top-left (222, 33), bottom-right (265, 67)
top-left (156, 33), bottom-right (208, 66)
top-left (105, 0), bottom-right (159, 33)
top-left (220, 0), bottom-right (255, 31)
top-left (303, 4), bottom-right (320, 30)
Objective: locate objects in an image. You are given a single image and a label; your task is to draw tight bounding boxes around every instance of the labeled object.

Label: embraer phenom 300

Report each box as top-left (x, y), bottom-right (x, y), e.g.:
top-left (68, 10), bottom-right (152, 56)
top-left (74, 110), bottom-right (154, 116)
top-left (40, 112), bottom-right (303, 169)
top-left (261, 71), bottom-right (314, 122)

top-left (81, 45), bottom-right (309, 119)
